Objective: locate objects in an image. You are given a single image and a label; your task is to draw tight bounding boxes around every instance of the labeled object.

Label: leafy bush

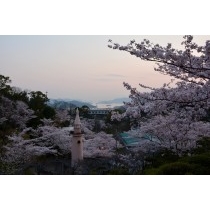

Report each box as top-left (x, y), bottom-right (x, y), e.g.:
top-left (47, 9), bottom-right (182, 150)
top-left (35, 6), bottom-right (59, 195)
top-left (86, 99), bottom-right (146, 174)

top-left (193, 137), bottom-right (210, 154)
top-left (108, 167), bottom-right (130, 175)
top-left (145, 149), bottom-right (179, 168)
top-left (156, 162), bottom-right (193, 175)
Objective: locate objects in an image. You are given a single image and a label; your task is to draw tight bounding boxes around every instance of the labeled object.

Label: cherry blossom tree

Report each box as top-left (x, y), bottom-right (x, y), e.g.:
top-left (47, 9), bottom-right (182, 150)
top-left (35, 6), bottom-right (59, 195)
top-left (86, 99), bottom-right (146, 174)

top-left (1, 120), bottom-right (122, 174)
top-left (54, 109), bottom-right (71, 127)
top-left (1, 126), bottom-right (71, 172)
top-left (109, 35), bottom-right (210, 153)
top-left (84, 131), bottom-right (121, 158)
top-left (0, 96), bottom-right (35, 130)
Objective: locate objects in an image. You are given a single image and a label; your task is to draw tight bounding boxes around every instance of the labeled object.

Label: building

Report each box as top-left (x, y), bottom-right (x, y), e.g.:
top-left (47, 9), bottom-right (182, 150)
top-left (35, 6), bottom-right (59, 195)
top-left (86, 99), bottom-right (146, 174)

top-left (88, 108), bottom-right (112, 115)
top-left (71, 108), bottom-right (83, 166)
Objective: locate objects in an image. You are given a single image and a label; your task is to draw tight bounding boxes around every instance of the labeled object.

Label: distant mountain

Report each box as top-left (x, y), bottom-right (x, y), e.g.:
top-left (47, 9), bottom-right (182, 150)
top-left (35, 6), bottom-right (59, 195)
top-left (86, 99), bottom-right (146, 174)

top-left (98, 97), bottom-right (130, 104)
top-left (69, 100), bottom-right (95, 108)
top-left (48, 99), bottom-right (96, 109)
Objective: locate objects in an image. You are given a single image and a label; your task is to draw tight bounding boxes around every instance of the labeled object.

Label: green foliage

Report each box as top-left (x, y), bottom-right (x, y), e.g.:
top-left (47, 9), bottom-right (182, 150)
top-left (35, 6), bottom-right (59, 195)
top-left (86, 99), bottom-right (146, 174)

top-left (0, 75), bottom-right (28, 103)
top-left (143, 168), bottom-right (159, 175)
top-left (80, 105), bottom-right (90, 117)
top-left (185, 153), bottom-right (210, 175)
top-left (108, 167), bottom-right (130, 175)
top-left (27, 117), bottom-right (41, 128)
top-left (145, 149), bottom-right (179, 168)
top-left (143, 138), bottom-right (210, 175)
top-left (11, 90), bottom-right (29, 104)
top-left (27, 91), bottom-right (56, 127)
top-left (42, 106), bottom-right (56, 119)
top-left (193, 137), bottom-right (210, 154)
top-left (0, 160), bottom-right (21, 175)
top-left (22, 167), bottom-right (37, 175)
top-left (0, 74), bottom-right (12, 97)
top-left (29, 91), bottom-right (48, 114)
top-left (155, 162), bottom-right (193, 175)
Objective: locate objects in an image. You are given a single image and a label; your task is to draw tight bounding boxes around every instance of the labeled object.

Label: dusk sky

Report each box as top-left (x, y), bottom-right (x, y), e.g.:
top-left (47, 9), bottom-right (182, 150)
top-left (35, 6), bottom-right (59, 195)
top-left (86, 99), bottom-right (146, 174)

top-left (0, 35), bottom-right (210, 103)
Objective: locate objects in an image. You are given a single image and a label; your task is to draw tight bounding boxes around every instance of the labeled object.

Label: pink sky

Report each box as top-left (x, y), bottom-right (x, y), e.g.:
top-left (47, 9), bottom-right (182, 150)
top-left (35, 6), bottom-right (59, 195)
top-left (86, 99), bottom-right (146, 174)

top-left (0, 35), bottom-right (209, 102)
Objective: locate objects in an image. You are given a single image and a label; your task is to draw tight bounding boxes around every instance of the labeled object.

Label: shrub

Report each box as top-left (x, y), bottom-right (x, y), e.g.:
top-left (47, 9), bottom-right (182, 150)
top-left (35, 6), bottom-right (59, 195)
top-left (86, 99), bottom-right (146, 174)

top-left (156, 162), bottom-right (193, 175)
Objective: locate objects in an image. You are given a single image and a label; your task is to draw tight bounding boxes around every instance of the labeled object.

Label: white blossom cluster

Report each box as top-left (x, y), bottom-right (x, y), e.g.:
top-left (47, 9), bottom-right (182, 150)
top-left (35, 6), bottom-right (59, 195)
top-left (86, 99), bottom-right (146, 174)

top-left (84, 131), bottom-right (121, 158)
top-left (2, 120), bottom-right (121, 165)
top-left (0, 96), bottom-right (35, 129)
top-left (109, 36), bottom-right (210, 153)
top-left (2, 126), bottom-right (71, 165)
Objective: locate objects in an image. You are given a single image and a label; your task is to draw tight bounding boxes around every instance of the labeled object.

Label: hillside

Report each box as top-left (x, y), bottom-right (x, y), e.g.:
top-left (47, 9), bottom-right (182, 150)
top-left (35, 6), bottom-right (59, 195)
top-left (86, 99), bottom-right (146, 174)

top-left (48, 99), bottom-right (96, 109)
top-left (98, 97), bottom-right (130, 104)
